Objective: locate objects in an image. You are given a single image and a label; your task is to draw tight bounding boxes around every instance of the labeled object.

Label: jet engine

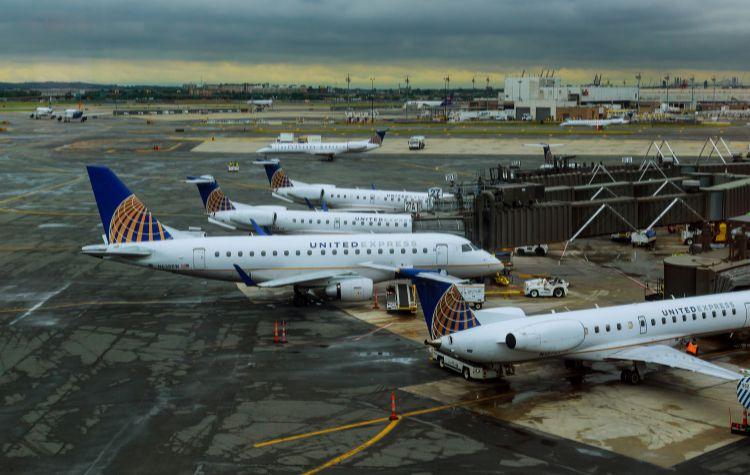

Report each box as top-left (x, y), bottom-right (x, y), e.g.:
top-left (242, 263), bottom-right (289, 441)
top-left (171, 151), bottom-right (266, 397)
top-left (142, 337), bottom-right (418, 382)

top-left (505, 320), bottom-right (585, 353)
top-left (325, 278), bottom-right (374, 301)
top-left (287, 185), bottom-right (326, 201)
top-left (240, 209), bottom-right (276, 227)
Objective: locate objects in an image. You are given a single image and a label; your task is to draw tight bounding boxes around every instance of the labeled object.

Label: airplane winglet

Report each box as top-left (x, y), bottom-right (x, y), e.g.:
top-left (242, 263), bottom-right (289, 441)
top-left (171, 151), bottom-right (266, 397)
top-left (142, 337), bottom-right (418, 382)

top-left (233, 264), bottom-right (257, 287)
top-left (249, 219), bottom-right (269, 236)
top-left (321, 200), bottom-right (329, 212)
top-left (304, 198), bottom-right (316, 210)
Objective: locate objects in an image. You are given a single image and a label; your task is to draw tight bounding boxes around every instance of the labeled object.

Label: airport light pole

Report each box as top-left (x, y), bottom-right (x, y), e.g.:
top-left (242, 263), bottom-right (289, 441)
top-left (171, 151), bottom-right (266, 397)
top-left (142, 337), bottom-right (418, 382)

top-left (370, 77), bottom-right (374, 123)
top-left (664, 75), bottom-right (670, 110)
top-left (444, 75), bottom-right (450, 120)
top-left (712, 76), bottom-right (717, 105)
top-left (635, 73), bottom-right (641, 114)
top-left (346, 73), bottom-right (351, 117)
top-left (404, 75), bottom-right (410, 121)
top-left (690, 76), bottom-right (695, 111)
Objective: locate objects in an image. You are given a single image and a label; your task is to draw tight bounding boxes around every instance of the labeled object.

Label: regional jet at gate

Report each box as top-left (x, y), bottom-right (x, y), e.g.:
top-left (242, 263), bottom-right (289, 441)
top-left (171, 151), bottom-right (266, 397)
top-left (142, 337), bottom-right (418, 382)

top-left (82, 166), bottom-right (501, 304)
top-left (256, 130), bottom-right (386, 160)
top-left (185, 175), bottom-right (413, 234)
top-left (406, 271), bottom-right (748, 384)
top-left (256, 159), bottom-right (453, 213)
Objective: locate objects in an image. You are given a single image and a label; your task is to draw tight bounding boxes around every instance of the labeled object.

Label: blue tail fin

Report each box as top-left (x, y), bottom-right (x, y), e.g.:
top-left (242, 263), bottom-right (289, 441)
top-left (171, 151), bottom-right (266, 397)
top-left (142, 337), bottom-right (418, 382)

top-left (369, 129), bottom-right (386, 145)
top-left (256, 159), bottom-right (292, 189)
top-left (186, 175), bottom-right (235, 213)
top-left (400, 270), bottom-right (480, 340)
top-left (86, 166), bottom-right (171, 243)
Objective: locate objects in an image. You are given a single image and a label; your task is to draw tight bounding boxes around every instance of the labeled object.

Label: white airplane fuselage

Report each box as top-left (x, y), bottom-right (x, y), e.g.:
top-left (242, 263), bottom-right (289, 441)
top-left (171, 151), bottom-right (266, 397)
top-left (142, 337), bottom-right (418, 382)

top-left (258, 140), bottom-right (380, 158)
top-left (274, 184), bottom-right (452, 213)
top-left (210, 203), bottom-right (413, 233)
top-left (560, 118), bottom-right (628, 128)
top-left (84, 233), bottom-right (501, 284)
top-left (436, 292), bottom-right (750, 364)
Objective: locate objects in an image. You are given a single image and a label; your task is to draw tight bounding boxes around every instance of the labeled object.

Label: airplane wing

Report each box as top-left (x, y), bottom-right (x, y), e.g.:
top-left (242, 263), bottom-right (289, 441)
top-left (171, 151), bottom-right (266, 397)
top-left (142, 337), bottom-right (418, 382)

top-left (358, 262), bottom-right (464, 284)
top-left (603, 344), bottom-right (744, 380)
top-left (237, 268), bottom-right (359, 288)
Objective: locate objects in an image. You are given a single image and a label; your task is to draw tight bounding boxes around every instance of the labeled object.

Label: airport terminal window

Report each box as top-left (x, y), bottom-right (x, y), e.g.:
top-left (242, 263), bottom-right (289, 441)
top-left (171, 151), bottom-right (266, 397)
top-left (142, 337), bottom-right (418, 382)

top-left (594, 326), bottom-right (600, 334)
top-left (215, 251), bottom-right (220, 257)
top-left (226, 251), bottom-right (231, 257)
top-left (238, 251), bottom-right (243, 257)
top-left (307, 250), bottom-right (312, 256)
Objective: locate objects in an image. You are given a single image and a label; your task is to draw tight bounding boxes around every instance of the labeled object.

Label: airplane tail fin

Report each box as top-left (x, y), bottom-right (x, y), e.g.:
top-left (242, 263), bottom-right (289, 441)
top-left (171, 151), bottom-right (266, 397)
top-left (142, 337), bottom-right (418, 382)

top-left (255, 159), bottom-right (293, 189)
top-left (86, 166), bottom-right (172, 243)
top-left (369, 130), bottom-right (387, 145)
top-left (399, 270), bottom-right (480, 340)
top-left (185, 175), bottom-right (235, 213)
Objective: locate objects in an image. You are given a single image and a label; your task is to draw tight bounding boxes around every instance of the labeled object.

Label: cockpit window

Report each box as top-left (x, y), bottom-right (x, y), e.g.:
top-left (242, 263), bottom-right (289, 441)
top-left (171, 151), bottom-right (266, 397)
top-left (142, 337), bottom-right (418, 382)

top-left (470, 243), bottom-right (481, 251)
top-left (461, 244), bottom-right (472, 252)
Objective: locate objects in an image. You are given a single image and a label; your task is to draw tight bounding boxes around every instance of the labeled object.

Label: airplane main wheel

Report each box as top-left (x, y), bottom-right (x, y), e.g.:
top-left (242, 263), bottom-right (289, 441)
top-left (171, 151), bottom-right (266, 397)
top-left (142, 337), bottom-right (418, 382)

top-left (462, 367), bottom-right (471, 381)
top-left (629, 370), bottom-right (641, 385)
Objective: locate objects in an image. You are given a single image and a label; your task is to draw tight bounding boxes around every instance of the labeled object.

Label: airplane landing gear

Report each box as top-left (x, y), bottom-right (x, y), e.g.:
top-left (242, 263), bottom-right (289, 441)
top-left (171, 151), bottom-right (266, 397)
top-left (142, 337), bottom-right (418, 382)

top-left (620, 366), bottom-right (642, 385)
top-left (293, 286), bottom-right (313, 307)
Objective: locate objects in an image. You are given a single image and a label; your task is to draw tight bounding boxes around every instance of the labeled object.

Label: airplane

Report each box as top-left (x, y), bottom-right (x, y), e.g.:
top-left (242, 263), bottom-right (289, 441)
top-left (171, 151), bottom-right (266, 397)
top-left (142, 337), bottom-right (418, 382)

top-left (405, 271), bottom-right (748, 384)
top-left (81, 166), bottom-right (502, 304)
top-left (560, 117), bottom-right (628, 128)
top-left (524, 143), bottom-right (579, 170)
top-left (256, 159), bottom-right (453, 213)
top-left (404, 98), bottom-right (451, 109)
top-left (30, 106), bottom-right (55, 119)
top-left (247, 99), bottom-right (273, 108)
top-left (185, 175), bottom-right (413, 234)
top-left (256, 130), bottom-right (386, 160)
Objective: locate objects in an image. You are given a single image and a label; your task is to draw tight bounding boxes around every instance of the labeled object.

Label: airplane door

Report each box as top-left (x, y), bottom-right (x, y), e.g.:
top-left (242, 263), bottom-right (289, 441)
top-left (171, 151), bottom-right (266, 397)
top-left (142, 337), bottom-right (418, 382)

top-left (637, 315), bottom-right (647, 334)
top-left (370, 193), bottom-right (375, 205)
top-left (744, 303), bottom-right (750, 327)
top-left (436, 244), bottom-right (448, 266)
top-left (193, 248), bottom-right (206, 270)
top-left (334, 218), bottom-right (340, 230)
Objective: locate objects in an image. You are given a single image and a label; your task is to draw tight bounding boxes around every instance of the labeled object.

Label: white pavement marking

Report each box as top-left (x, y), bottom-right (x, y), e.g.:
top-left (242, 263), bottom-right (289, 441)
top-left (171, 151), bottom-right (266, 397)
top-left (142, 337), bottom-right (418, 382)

top-left (9, 283), bottom-right (70, 326)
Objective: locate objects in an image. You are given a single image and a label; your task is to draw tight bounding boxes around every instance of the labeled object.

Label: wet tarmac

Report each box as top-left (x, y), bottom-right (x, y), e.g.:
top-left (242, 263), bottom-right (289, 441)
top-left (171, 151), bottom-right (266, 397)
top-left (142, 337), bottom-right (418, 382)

top-left (1, 112), bottom-right (749, 473)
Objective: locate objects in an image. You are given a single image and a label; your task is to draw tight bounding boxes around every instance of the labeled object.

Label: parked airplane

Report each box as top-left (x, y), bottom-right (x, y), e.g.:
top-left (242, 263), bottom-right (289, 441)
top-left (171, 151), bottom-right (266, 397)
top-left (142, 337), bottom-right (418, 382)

top-left (82, 166), bottom-right (502, 303)
top-left (30, 106), bottom-right (55, 119)
top-left (247, 99), bottom-right (273, 108)
top-left (185, 175), bottom-right (413, 234)
top-left (560, 118), bottom-right (628, 128)
top-left (256, 159), bottom-right (453, 213)
top-left (256, 130), bottom-right (386, 160)
top-left (404, 98), bottom-right (452, 109)
top-left (407, 272), bottom-right (748, 384)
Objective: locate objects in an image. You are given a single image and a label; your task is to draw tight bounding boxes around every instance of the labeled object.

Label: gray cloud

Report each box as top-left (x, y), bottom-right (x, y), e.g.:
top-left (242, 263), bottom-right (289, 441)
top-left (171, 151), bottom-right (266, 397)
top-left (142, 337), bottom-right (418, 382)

top-left (1, 0), bottom-right (748, 71)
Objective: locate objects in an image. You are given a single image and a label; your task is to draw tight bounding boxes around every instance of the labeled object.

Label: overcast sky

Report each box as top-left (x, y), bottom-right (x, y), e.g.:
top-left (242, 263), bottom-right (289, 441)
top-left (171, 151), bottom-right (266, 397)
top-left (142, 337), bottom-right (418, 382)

top-left (0, 0), bottom-right (748, 86)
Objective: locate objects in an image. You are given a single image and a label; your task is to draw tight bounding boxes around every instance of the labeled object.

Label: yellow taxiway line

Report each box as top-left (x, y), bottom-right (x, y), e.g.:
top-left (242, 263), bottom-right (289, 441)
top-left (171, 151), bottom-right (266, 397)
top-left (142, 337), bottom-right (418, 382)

top-left (253, 392), bottom-right (511, 449)
top-left (0, 176), bottom-right (83, 206)
top-left (302, 418), bottom-right (401, 475)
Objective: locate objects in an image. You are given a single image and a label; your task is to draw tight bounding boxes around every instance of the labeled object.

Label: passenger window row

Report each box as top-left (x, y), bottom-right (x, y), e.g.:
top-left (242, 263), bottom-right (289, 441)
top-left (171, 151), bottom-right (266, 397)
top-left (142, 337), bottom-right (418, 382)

top-left (214, 247), bottom-right (430, 258)
top-left (290, 218), bottom-right (408, 227)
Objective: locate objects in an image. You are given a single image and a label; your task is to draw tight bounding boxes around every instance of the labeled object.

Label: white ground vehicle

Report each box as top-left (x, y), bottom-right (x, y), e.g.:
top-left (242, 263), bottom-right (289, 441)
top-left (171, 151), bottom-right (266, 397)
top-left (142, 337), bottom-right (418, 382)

top-left (429, 347), bottom-right (501, 380)
top-left (524, 277), bottom-right (569, 298)
top-left (630, 229), bottom-right (656, 249)
top-left (514, 244), bottom-right (548, 256)
top-left (408, 135), bottom-right (426, 150)
top-left (455, 282), bottom-right (485, 309)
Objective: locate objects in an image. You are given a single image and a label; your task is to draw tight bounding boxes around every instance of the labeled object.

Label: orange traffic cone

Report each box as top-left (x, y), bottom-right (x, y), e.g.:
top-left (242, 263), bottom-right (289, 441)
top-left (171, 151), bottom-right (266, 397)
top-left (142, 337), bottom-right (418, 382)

top-left (372, 290), bottom-right (380, 310)
top-left (389, 391), bottom-right (399, 421)
top-left (281, 320), bottom-right (288, 344)
top-left (273, 321), bottom-right (279, 344)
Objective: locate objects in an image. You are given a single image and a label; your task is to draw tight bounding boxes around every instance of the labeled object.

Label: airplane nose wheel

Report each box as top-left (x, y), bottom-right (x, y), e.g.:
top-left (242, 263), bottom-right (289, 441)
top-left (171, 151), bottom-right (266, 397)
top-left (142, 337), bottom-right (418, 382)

top-left (620, 368), bottom-right (642, 385)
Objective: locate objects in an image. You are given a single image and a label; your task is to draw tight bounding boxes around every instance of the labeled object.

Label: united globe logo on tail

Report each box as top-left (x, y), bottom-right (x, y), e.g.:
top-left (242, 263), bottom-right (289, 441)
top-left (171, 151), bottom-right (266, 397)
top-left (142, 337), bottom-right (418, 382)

top-left (430, 284), bottom-right (480, 339)
top-left (271, 169), bottom-right (292, 189)
top-left (205, 188), bottom-right (234, 213)
top-left (109, 194), bottom-right (171, 243)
